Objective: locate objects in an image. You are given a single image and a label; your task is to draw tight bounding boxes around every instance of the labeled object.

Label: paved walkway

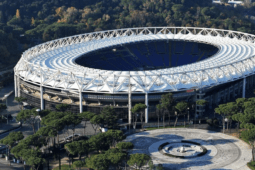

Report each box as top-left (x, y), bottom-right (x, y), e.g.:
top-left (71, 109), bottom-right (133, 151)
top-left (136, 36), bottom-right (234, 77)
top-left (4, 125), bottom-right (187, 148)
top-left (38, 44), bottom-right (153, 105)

top-left (125, 128), bottom-right (252, 170)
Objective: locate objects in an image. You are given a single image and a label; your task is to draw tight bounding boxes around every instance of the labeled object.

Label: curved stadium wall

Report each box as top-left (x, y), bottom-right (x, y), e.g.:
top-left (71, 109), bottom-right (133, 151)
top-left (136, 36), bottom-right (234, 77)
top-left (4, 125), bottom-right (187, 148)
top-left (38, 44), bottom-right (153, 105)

top-left (14, 27), bottom-right (255, 123)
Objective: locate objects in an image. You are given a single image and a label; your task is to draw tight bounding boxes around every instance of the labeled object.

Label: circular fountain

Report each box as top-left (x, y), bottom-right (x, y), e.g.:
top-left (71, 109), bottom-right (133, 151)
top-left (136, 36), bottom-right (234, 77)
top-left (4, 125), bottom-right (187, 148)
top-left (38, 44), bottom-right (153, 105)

top-left (160, 141), bottom-right (207, 158)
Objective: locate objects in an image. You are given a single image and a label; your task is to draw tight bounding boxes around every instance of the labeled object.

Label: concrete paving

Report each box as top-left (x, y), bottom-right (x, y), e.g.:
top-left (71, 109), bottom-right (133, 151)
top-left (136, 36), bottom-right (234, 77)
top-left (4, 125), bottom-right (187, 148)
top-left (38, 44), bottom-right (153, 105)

top-left (125, 128), bottom-right (252, 170)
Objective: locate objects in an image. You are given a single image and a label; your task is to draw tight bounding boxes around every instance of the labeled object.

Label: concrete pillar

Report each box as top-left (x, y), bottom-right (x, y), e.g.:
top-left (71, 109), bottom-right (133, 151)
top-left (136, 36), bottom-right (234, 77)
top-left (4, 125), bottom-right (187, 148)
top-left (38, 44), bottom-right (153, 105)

top-left (40, 86), bottom-right (44, 110)
top-left (128, 85), bottom-right (132, 124)
top-left (145, 93), bottom-right (148, 123)
top-left (14, 75), bottom-right (18, 97)
top-left (17, 76), bottom-right (20, 97)
top-left (79, 91), bottom-right (83, 113)
top-left (243, 77), bottom-right (246, 98)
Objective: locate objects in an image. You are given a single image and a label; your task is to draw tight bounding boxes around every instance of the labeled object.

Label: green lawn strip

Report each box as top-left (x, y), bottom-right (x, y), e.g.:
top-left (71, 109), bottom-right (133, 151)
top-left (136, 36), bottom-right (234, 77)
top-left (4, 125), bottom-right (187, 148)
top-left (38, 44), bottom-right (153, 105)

top-left (53, 164), bottom-right (75, 170)
top-left (248, 161), bottom-right (255, 170)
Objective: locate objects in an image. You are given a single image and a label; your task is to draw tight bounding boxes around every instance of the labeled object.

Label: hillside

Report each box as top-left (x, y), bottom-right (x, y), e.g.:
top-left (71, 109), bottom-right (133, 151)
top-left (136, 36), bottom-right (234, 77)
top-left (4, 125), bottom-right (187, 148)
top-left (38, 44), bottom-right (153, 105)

top-left (0, 0), bottom-right (254, 69)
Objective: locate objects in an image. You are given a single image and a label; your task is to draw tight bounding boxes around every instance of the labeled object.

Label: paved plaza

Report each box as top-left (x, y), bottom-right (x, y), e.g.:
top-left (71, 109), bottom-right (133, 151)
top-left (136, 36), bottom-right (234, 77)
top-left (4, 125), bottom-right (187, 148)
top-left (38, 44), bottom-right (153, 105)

top-left (125, 128), bottom-right (252, 170)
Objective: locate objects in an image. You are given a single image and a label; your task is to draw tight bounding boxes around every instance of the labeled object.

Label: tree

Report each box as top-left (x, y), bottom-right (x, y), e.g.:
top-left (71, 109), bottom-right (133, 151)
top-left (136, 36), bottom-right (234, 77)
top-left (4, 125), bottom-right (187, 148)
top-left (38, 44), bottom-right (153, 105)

top-left (225, 102), bottom-right (238, 131)
top-left (215, 104), bottom-right (228, 132)
top-left (41, 111), bottom-right (66, 144)
top-left (171, 4), bottom-right (184, 12)
top-left (14, 97), bottom-right (27, 109)
top-left (36, 126), bottom-right (57, 168)
top-left (11, 142), bottom-right (29, 169)
top-left (63, 112), bottom-right (82, 141)
top-left (79, 111), bottom-right (95, 135)
top-left (148, 160), bottom-right (155, 170)
top-left (131, 103), bottom-right (147, 130)
top-left (127, 153), bottom-right (151, 170)
top-left (105, 148), bottom-right (127, 170)
top-left (90, 115), bottom-right (103, 134)
top-left (215, 102), bottom-right (238, 131)
top-left (22, 134), bottom-right (47, 149)
top-left (116, 142), bottom-right (134, 151)
top-left (73, 160), bottom-right (85, 170)
top-left (36, 126), bottom-right (57, 148)
top-left (241, 128), bottom-right (255, 161)
top-left (55, 103), bottom-right (70, 112)
top-left (175, 101), bottom-right (188, 127)
top-left (0, 131), bottom-right (24, 158)
top-left (41, 112), bottom-right (66, 169)
top-left (16, 108), bottom-right (40, 134)
top-left (65, 140), bottom-right (90, 160)
top-left (236, 98), bottom-right (247, 112)
top-left (11, 134), bottom-right (46, 170)
top-left (38, 109), bottom-right (51, 118)
top-left (156, 104), bottom-right (163, 128)
top-left (86, 154), bottom-right (110, 170)
top-left (160, 93), bottom-right (175, 127)
top-left (23, 149), bottom-right (45, 170)
top-left (100, 106), bottom-right (118, 129)
top-left (196, 99), bottom-right (208, 106)
top-left (88, 133), bottom-right (110, 153)
top-left (105, 130), bottom-right (126, 148)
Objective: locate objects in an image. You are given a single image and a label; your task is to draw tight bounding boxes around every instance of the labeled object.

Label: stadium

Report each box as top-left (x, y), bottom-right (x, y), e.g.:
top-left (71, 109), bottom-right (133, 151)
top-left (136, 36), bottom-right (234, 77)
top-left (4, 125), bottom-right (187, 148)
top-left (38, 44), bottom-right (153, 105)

top-left (14, 27), bottom-right (255, 124)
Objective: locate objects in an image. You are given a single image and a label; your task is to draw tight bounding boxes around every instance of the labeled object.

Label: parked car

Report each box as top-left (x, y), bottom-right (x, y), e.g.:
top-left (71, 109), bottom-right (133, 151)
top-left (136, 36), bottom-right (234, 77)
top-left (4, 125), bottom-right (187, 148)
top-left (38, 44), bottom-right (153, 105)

top-left (23, 105), bottom-right (32, 110)
top-left (65, 134), bottom-right (80, 142)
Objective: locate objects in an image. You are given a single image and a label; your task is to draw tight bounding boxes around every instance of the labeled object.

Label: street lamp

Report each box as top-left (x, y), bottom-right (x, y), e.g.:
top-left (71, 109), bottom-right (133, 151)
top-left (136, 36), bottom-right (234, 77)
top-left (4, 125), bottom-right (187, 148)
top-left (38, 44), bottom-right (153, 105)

top-left (175, 111), bottom-right (177, 128)
top-left (187, 107), bottom-right (190, 122)
top-left (36, 109), bottom-right (41, 131)
top-left (4, 94), bottom-right (10, 124)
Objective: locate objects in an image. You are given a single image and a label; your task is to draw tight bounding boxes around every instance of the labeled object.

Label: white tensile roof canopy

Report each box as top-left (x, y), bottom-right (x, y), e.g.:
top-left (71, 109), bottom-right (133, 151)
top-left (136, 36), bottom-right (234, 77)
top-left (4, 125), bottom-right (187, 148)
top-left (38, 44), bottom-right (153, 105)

top-left (14, 27), bottom-right (255, 94)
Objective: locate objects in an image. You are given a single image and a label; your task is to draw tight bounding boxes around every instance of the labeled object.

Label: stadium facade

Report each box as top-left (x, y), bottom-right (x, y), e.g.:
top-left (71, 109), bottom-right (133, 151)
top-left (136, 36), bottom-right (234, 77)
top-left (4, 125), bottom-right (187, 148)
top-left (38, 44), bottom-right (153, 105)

top-left (14, 27), bottom-right (255, 123)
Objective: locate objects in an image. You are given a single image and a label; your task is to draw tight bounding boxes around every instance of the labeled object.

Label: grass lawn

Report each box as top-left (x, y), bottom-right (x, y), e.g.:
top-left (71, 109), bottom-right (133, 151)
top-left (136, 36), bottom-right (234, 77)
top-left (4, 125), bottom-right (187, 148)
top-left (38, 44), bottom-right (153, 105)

top-left (248, 161), bottom-right (255, 170)
top-left (145, 125), bottom-right (190, 131)
top-left (53, 164), bottom-right (89, 170)
top-left (53, 164), bottom-right (75, 170)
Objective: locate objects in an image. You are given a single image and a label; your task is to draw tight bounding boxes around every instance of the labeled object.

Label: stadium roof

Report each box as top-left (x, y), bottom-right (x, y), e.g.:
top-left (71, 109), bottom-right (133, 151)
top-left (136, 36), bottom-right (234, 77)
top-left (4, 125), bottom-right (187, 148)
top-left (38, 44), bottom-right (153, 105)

top-left (15, 27), bottom-right (255, 93)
